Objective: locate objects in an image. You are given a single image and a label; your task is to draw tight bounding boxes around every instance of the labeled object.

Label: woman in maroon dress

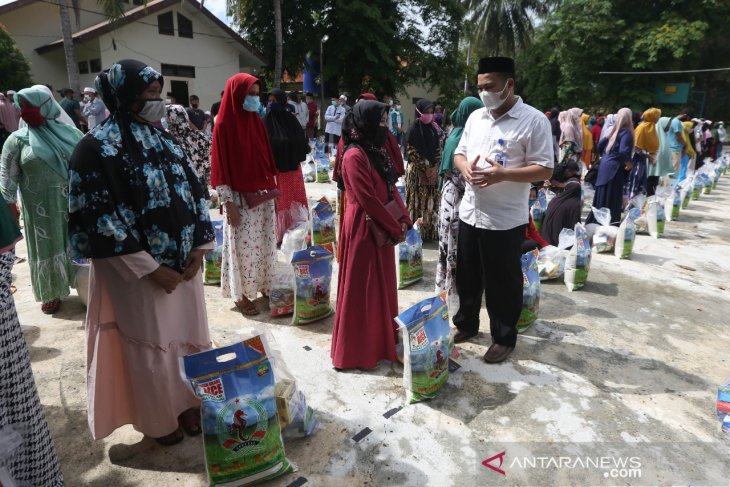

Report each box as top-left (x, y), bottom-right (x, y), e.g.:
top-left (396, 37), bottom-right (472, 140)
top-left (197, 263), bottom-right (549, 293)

top-left (331, 101), bottom-right (411, 370)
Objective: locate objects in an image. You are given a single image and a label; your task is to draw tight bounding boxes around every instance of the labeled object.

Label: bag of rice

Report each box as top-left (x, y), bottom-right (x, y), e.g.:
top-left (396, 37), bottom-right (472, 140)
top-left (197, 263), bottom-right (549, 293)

top-left (538, 229), bottom-right (574, 281)
top-left (614, 208), bottom-right (641, 259)
top-left (717, 378), bottom-right (730, 419)
top-left (655, 199), bottom-right (665, 237)
top-left (302, 161), bottom-right (315, 183)
top-left (582, 184), bottom-right (596, 212)
top-left (397, 222), bottom-right (423, 289)
top-left (313, 153), bottom-right (331, 183)
top-left (701, 172), bottom-right (712, 194)
top-left (664, 186), bottom-right (681, 222)
top-left (564, 223), bottom-right (591, 292)
top-left (692, 175), bottom-right (702, 200)
top-left (395, 294), bottom-right (454, 404)
top-left (270, 223), bottom-right (309, 317)
top-left (181, 336), bottom-right (295, 486)
top-left (518, 249), bottom-right (540, 332)
top-left (310, 197), bottom-right (336, 253)
top-left (589, 207), bottom-right (618, 253)
top-left (203, 220), bottom-right (224, 285)
top-left (291, 246), bottom-right (334, 325)
top-left (530, 190), bottom-right (547, 232)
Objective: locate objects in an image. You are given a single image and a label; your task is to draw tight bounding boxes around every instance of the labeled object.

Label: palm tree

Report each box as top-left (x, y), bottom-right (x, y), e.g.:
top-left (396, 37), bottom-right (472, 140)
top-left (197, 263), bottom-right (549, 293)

top-left (462, 0), bottom-right (553, 57)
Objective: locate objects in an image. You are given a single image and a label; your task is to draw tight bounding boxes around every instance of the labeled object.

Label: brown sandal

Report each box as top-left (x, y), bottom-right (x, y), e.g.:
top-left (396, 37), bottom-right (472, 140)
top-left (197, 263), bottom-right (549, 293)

top-left (154, 427), bottom-right (184, 446)
top-left (41, 299), bottom-right (61, 314)
top-left (178, 408), bottom-right (202, 436)
top-left (235, 298), bottom-right (259, 316)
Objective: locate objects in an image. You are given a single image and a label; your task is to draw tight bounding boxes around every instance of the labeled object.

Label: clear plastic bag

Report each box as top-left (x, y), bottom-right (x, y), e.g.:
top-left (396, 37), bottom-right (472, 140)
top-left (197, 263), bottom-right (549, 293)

top-left (615, 208), bottom-right (641, 259)
top-left (590, 206), bottom-right (618, 253)
top-left (271, 223), bottom-right (309, 317)
top-left (564, 223), bottom-right (591, 292)
top-left (537, 229), bottom-right (574, 281)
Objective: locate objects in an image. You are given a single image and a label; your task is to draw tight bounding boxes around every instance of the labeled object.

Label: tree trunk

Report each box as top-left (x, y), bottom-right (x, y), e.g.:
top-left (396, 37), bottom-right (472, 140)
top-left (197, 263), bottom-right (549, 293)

top-left (273, 0), bottom-right (282, 88)
top-left (59, 0), bottom-right (81, 96)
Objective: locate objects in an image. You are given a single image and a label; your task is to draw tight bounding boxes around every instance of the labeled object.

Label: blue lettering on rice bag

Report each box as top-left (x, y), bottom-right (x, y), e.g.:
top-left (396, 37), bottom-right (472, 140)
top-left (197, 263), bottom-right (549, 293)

top-left (397, 226), bottom-right (423, 289)
top-left (291, 246), bottom-right (334, 325)
top-left (181, 336), bottom-right (295, 486)
top-left (564, 223), bottom-right (591, 291)
top-left (395, 294), bottom-right (455, 404)
top-left (311, 198), bottom-right (336, 252)
top-left (518, 249), bottom-right (540, 332)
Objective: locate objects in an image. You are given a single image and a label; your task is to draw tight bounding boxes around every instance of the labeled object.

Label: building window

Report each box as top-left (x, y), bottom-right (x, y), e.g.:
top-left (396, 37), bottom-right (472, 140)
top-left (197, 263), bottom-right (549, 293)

top-left (78, 60), bottom-right (89, 74)
top-left (158, 12), bottom-right (174, 36)
top-left (177, 13), bottom-right (193, 38)
top-left (89, 58), bottom-right (102, 73)
top-left (161, 64), bottom-right (196, 78)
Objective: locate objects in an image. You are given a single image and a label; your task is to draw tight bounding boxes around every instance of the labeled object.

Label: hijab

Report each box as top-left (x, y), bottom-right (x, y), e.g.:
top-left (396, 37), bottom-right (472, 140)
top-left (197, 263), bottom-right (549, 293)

top-left (558, 108), bottom-right (583, 147)
top-left (682, 121), bottom-right (696, 158)
top-left (68, 59), bottom-right (214, 272)
top-left (439, 96), bottom-right (483, 189)
top-left (13, 86), bottom-right (83, 179)
top-left (588, 115), bottom-right (596, 129)
top-left (540, 178), bottom-right (582, 246)
top-left (653, 116), bottom-right (673, 177)
top-left (581, 113), bottom-right (593, 152)
top-left (606, 107), bottom-right (634, 153)
top-left (341, 100), bottom-right (398, 188)
top-left (405, 98), bottom-right (443, 166)
top-left (599, 113), bottom-right (617, 143)
top-left (165, 104), bottom-right (212, 184)
top-left (264, 88), bottom-right (309, 173)
top-left (634, 107), bottom-right (660, 153)
top-left (211, 73), bottom-right (278, 192)
top-left (17, 85), bottom-right (75, 130)
top-left (0, 93), bottom-right (19, 133)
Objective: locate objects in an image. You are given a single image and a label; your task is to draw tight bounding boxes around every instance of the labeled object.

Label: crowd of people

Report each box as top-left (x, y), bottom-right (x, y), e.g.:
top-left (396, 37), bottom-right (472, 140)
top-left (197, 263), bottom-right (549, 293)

top-left (0, 54), bottom-right (726, 485)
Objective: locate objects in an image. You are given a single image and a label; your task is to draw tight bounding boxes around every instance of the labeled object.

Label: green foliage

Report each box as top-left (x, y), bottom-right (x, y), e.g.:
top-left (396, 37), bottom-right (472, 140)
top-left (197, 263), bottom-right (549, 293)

top-left (0, 24), bottom-right (33, 92)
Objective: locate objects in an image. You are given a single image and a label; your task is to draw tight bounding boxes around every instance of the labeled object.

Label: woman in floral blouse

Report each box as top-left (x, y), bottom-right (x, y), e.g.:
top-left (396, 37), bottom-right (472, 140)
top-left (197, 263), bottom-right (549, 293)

top-left (68, 59), bottom-right (215, 446)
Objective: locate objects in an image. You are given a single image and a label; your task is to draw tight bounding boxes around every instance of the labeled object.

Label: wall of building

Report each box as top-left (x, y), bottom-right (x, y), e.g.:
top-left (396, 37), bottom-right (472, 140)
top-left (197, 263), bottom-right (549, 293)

top-left (396, 82), bottom-right (442, 129)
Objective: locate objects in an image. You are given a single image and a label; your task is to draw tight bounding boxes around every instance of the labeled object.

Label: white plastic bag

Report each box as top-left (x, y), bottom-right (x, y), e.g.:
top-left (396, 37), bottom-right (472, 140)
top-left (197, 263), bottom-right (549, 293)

top-left (564, 223), bottom-right (591, 292)
top-left (615, 208), bottom-right (641, 259)
top-left (538, 229), bottom-right (574, 281)
top-left (271, 222), bottom-right (309, 317)
top-left (590, 206), bottom-right (618, 253)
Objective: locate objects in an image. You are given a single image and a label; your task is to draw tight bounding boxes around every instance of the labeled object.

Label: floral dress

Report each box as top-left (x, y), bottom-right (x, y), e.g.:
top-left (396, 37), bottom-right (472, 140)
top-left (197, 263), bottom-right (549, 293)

top-left (405, 138), bottom-right (444, 241)
top-left (165, 104), bottom-right (212, 187)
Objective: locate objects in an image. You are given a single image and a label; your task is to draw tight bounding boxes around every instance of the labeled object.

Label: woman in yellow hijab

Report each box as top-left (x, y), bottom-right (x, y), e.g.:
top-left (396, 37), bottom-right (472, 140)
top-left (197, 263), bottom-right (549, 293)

top-left (678, 120), bottom-right (696, 182)
top-left (625, 108), bottom-right (660, 200)
top-left (580, 113), bottom-right (593, 168)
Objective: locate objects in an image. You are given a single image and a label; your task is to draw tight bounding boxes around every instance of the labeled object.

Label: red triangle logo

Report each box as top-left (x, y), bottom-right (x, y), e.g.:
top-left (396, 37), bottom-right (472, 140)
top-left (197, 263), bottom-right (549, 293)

top-left (482, 451), bottom-right (506, 476)
top-left (243, 336), bottom-right (266, 356)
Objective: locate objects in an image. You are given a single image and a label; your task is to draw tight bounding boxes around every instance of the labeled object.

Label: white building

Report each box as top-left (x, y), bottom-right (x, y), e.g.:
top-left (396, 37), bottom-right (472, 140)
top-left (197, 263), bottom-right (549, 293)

top-left (0, 0), bottom-right (266, 109)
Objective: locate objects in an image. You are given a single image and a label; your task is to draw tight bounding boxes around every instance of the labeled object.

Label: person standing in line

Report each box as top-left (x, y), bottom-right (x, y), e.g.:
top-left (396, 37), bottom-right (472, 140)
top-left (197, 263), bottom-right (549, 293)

top-left (186, 95), bottom-right (207, 132)
top-left (625, 107), bottom-right (660, 200)
top-left (389, 100), bottom-right (404, 145)
top-left (667, 109), bottom-right (691, 174)
top-left (324, 94), bottom-right (347, 153)
top-left (81, 87), bottom-right (106, 131)
top-left (547, 107), bottom-right (561, 163)
top-left (59, 88), bottom-right (84, 130)
top-left (295, 92), bottom-right (309, 131)
top-left (305, 92), bottom-right (318, 139)
top-left (451, 56), bottom-right (553, 364)
top-left (210, 90), bottom-right (223, 130)
top-left (211, 73), bottom-right (278, 316)
top-left (165, 104), bottom-right (212, 186)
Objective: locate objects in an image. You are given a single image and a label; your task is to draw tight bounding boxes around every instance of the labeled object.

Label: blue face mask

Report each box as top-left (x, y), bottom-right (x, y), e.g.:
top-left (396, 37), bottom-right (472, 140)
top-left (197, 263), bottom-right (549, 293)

top-left (243, 95), bottom-right (261, 112)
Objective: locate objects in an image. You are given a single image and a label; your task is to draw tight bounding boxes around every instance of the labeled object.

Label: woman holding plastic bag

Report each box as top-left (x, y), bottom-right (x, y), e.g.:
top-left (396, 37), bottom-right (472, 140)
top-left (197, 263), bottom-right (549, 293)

top-left (435, 96), bottom-right (483, 298)
top-left (625, 108), bottom-right (660, 200)
top-left (586, 108), bottom-right (634, 226)
top-left (331, 100), bottom-right (411, 370)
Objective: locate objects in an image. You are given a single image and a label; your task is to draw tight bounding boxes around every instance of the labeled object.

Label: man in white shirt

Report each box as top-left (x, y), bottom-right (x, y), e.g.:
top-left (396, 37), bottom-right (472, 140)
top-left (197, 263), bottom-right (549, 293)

top-left (81, 87), bottom-right (106, 131)
top-left (295, 92), bottom-right (309, 130)
top-left (452, 56), bottom-right (554, 364)
top-left (324, 94), bottom-right (347, 153)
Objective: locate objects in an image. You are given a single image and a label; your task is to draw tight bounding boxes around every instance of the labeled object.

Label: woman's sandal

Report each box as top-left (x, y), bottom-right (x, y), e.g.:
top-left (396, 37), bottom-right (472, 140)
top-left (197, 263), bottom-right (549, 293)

top-left (235, 299), bottom-right (260, 316)
top-left (41, 299), bottom-right (60, 315)
top-left (154, 427), bottom-right (184, 447)
top-left (178, 408), bottom-right (202, 436)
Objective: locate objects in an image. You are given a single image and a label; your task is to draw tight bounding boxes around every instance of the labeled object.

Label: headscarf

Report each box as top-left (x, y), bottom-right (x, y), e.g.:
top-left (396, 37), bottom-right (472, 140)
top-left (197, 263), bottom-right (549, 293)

top-left (12, 86), bottom-right (83, 179)
top-left (264, 88), bottom-right (309, 173)
top-left (405, 98), bottom-right (443, 166)
top-left (599, 114), bottom-right (616, 143)
top-left (588, 115), bottom-right (596, 129)
top-left (341, 100), bottom-right (398, 187)
top-left (558, 108), bottom-right (583, 147)
top-left (581, 113), bottom-right (593, 153)
top-left (165, 104), bottom-right (212, 185)
top-left (0, 93), bottom-right (19, 133)
top-left (540, 178), bottom-right (582, 246)
top-left (682, 121), bottom-right (696, 158)
top-left (606, 107), bottom-right (634, 153)
top-left (210, 73), bottom-right (278, 192)
top-left (634, 107), bottom-right (660, 153)
top-left (439, 96), bottom-right (483, 189)
top-left (68, 59), bottom-right (214, 272)
top-left (17, 85), bottom-right (75, 130)
top-left (651, 116), bottom-right (673, 177)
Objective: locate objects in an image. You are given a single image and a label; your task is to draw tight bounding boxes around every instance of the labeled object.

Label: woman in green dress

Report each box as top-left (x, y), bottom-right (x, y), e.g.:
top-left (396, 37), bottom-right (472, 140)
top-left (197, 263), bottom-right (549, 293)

top-left (1, 86), bottom-right (83, 314)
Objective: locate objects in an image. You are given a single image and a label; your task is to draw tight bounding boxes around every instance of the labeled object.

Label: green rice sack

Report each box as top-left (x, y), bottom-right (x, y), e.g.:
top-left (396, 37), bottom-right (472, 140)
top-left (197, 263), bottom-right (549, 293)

top-left (614, 208), bottom-right (641, 259)
top-left (397, 224), bottom-right (424, 289)
top-left (314, 153), bottom-right (331, 183)
top-left (530, 190), bottom-right (547, 232)
top-left (518, 249), bottom-right (540, 332)
top-left (396, 294), bottom-right (454, 403)
top-left (181, 336), bottom-right (295, 486)
top-left (564, 223), bottom-right (591, 292)
top-left (203, 221), bottom-right (224, 285)
top-left (291, 246), bottom-right (334, 325)
top-left (310, 197), bottom-right (336, 253)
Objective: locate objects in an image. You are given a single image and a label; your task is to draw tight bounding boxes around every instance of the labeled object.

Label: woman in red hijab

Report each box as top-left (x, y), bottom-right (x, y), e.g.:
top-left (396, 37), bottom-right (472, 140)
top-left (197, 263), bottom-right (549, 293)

top-left (211, 73), bottom-right (278, 315)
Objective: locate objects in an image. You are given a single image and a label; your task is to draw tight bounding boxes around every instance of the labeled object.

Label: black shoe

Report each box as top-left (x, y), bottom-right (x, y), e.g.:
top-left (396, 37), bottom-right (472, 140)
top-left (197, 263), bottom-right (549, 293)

top-left (454, 330), bottom-right (478, 343)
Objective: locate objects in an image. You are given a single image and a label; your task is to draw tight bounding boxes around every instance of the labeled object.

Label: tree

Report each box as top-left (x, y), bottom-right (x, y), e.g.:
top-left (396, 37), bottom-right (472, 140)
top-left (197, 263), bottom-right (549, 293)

top-left (0, 23), bottom-right (33, 91)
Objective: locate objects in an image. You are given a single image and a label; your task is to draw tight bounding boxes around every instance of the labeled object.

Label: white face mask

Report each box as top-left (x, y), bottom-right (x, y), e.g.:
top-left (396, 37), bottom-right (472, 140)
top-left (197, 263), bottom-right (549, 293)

top-left (480, 80), bottom-right (511, 110)
top-left (137, 99), bottom-right (166, 122)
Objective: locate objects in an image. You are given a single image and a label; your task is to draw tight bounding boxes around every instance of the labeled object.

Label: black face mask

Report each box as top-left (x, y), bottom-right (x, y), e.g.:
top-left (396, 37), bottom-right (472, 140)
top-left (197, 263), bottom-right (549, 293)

top-left (373, 126), bottom-right (388, 147)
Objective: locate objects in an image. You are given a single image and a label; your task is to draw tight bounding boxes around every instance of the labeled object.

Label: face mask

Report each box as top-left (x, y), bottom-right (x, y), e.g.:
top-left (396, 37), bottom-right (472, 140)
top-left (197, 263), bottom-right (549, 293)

top-left (242, 95), bottom-right (261, 112)
top-left (374, 126), bottom-right (388, 147)
top-left (83, 95), bottom-right (90, 102)
top-left (20, 106), bottom-right (45, 127)
top-left (480, 80), bottom-right (511, 110)
top-left (137, 99), bottom-right (166, 122)
top-left (396, 105), bottom-right (401, 111)
top-left (419, 113), bottom-right (434, 124)
top-left (331, 101), bottom-right (337, 106)
top-left (388, 100), bottom-right (393, 106)
top-left (165, 99), bottom-right (172, 105)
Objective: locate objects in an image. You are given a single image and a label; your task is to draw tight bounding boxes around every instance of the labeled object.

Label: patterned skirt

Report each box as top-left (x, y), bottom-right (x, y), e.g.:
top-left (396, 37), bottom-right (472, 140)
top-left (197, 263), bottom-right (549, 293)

top-left (0, 250), bottom-right (64, 486)
top-left (405, 165), bottom-right (441, 241)
top-left (435, 172), bottom-right (464, 295)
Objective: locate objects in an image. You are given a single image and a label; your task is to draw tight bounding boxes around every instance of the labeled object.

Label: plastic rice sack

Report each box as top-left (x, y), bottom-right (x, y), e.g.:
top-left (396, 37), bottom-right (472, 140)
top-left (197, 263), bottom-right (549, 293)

top-left (203, 220), bottom-right (224, 285)
top-left (530, 190), bottom-right (547, 232)
top-left (655, 203), bottom-right (665, 237)
top-left (590, 207), bottom-right (618, 253)
top-left (518, 249), bottom-right (540, 332)
top-left (291, 246), bottom-right (334, 325)
top-left (564, 223), bottom-right (591, 292)
top-left (582, 184), bottom-right (595, 212)
top-left (397, 222), bottom-right (423, 289)
top-left (717, 378), bottom-right (730, 419)
top-left (270, 223), bottom-right (309, 317)
top-left (310, 197), bottom-right (337, 253)
top-left (700, 172), bottom-right (712, 194)
top-left (681, 184), bottom-right (691, 209)
top-left (181, 336), bottom-right (295, 486)
top-left (395, 294), bottom-right (454, 404)
top-left (615, 208), bottom-right (641, 259)
top-left (538, 229), bottom-right (575, 281)
top-left (692, 175), bottom-right (702, 200)
top-left (665, 186), bottom-right (681, 222)
top-left (313, 153), bottom-right (331, 183)
top-left (302, 161), bottom-right (315, 183)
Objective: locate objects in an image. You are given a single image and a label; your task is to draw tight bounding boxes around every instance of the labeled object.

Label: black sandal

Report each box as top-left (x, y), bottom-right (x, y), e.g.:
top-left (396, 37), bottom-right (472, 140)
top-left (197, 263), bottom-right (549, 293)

top-left (154, 427), bottom-right (184, 446)
top-left (178, 408), bottom-right (202, 436)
